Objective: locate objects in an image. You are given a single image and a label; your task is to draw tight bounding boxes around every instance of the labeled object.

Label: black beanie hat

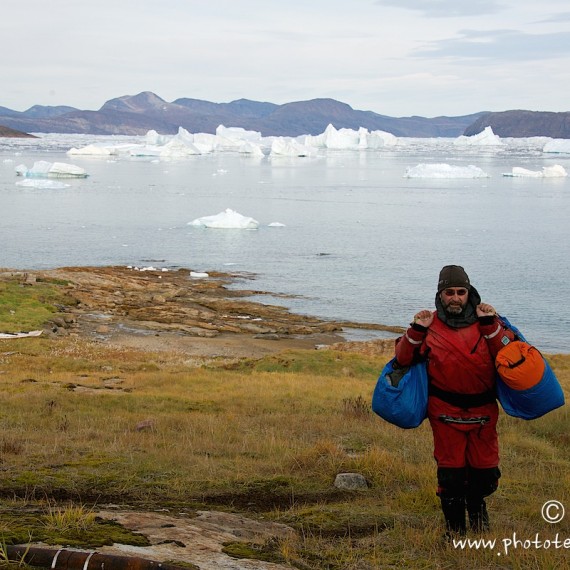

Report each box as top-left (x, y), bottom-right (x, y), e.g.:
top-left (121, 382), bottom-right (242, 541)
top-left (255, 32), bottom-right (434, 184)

top-left (437, 265), bottom-right (470, 293)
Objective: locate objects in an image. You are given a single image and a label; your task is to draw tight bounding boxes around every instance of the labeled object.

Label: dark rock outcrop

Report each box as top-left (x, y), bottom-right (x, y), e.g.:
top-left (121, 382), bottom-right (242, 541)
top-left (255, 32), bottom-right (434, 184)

top-left (0, 125), bottom-right (36, 138)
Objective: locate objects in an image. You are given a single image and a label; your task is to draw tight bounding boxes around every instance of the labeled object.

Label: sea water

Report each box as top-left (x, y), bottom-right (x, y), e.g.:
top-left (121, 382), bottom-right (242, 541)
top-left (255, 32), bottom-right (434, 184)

top-left (0, 134), bottom-right (568, 353)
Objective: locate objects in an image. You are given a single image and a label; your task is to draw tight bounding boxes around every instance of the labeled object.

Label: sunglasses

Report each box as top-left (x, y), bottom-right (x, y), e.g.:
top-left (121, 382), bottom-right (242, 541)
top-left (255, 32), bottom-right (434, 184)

top-left (442, 288), bottom-right (468, 297)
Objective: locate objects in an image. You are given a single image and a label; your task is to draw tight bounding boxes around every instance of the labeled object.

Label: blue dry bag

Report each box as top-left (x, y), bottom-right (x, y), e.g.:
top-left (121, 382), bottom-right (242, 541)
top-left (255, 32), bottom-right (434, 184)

top-left (372, 358), bottom-right (428, 429)
top-left (496, 316), bottom-right (565, 420)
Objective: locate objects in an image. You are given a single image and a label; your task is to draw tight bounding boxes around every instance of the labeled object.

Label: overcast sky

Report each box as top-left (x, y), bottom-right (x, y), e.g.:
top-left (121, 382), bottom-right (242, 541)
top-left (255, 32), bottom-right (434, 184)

top-left (2, 0), bottom-right (569, 117)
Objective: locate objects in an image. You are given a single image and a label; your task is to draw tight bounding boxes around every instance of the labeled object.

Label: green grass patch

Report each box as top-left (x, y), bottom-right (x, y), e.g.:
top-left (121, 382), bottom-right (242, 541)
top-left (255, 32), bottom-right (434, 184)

top-left (0, 507), bottom-right (149, 548)
top-left (230, 349), bottom-right (386, 378)
top-left (222, 537), bottom-right (286, 564)
top-left (0, 278), bottom-right (76, 333)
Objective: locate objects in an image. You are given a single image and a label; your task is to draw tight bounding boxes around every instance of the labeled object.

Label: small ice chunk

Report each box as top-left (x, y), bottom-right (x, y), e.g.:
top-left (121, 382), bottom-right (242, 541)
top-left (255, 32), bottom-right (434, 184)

top-left (502, 164), bottom-right (567, 178)
top-left (16, 179), bottom-right (70, 189)
top-left (404, 163), bottom-right (489, 179)
top-left (188, 208), bottom-right (260, 229)
top-left (16, 160), bottom-right (88, 178)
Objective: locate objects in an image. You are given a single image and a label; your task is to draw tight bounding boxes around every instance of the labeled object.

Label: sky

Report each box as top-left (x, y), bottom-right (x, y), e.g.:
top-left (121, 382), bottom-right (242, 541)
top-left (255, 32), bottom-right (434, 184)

top-left (2, 0), bottom-right (570, 118)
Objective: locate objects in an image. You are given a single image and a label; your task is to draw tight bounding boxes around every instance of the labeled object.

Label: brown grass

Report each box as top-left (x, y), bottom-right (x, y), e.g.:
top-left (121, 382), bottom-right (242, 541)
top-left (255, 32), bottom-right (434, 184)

top-left (0, 335), bottom-right (569, 568)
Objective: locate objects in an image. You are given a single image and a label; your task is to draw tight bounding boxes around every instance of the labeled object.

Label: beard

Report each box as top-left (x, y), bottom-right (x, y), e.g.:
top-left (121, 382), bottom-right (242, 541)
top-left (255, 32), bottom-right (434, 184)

top-left (442, 298), bottom-right (467, 315)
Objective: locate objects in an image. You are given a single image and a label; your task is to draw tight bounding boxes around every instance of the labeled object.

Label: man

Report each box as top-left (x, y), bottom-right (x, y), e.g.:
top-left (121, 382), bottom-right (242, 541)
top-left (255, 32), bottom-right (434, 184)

top-left (394, 265), bottom-right (514, 535)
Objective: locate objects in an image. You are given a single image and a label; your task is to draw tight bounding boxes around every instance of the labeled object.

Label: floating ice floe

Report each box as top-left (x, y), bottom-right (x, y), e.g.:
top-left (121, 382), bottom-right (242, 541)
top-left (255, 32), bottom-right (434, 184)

top-left (454, 126), bottom-right (503, 146)
top-left (543, 139), bottom-right (570, 154)
top-left (16, 179), bottom-right (70, 189)
top-left (67, 144), bottom-right (113, 156)
top-left (15, 160), bottom-right (88, 178)
top-left (502, 165), bottom-right (568, 178)
top-left (404, 163), bottom-right (490, 179)
top-left (188, 208), bottom-right (260, 229)
top-left (268, 222), bottom-right (286, 227)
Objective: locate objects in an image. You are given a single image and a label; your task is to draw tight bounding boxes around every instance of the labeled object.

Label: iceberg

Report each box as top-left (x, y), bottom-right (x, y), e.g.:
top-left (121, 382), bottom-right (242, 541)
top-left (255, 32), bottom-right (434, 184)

top-left (62, 122), bottom-right (403, 161)
top-left (454, 126), bottom-right (503, 146)
top-left (130, 127), bottom-right (203, 157)
top-left (159, 134), bottom-right (202, 157)
top-left (503, 165), bottom-right (568, 178)
top-left (302, 124), bottom-right (398, 150)
top-left (15, 160), bottom-right (88, 178)
top-left (542, 165), bottom-right (568, 177)
top-left (216, 125), bottom-right (262, 143)
top-left (188, 208), bottom-right (260, 229)
top-left (270, 137), bottom-right (318, 157)
top-left (543, 139), bottom-right (570, 154)
top-left (145, 130), bottom-right (172, 146)
top-left (322, 124), bottom-right (362, 150)
top-left (67, 144), bottom-right (112, 156)
top-left (404, 163), bottom-right (489, 179)
top-left (193, 132), bottom-right (219, 153)
top-left (366, 129), bottom-right (398, 148)
top-left (238, 141), bottom-right (265, 157)
top-left (215, 125), bottom-right (263, 152)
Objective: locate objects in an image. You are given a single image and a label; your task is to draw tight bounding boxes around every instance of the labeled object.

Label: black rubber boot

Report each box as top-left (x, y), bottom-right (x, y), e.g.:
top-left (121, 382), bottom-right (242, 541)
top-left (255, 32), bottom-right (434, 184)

top-left (441, 496), bottom-right (466, 536)
top-left (467, 498), bottom-right (490, 532)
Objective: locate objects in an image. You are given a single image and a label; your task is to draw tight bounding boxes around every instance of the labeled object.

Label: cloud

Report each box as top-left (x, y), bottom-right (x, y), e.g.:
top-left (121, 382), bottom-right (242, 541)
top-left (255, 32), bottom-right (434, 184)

top-left (536, 11), bottom-right (570, 23)
top-left (413, 29), bottom-right (570, 61)
top-left (374, 0), bottom-right (506, 17)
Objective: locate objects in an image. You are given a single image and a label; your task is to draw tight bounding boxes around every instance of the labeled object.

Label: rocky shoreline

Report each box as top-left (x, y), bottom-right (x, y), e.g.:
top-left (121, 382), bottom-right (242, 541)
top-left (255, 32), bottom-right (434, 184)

top-left (5, 265), bottom-right (402, 359)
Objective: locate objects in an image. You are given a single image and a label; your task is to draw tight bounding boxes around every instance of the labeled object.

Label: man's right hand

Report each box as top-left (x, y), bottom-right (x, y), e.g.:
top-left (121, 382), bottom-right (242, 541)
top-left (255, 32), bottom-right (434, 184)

top-left (413, 310), bottom-right (434, 328)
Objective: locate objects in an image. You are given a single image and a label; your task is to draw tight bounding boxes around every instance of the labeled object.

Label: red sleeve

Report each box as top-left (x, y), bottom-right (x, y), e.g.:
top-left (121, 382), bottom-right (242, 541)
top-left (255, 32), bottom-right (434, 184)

top-left (394, 324), bottom-right (427, 366)
top-left (479, 316), bottom-right (516, 358)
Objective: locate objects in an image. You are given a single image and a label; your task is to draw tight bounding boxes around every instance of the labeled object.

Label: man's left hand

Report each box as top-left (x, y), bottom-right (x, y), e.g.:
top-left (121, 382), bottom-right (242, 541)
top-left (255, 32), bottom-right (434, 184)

top-left (476, 303), bottom-right (496, 317)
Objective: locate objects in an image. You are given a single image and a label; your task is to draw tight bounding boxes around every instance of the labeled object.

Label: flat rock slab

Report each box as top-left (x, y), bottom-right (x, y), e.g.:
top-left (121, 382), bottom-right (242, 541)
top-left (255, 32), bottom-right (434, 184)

top-left (97, 510), bottom-right (295, 570)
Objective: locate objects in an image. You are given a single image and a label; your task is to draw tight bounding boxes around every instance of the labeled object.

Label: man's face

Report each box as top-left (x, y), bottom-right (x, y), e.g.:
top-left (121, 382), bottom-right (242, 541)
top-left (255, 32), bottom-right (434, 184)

top-left (440, 287), bottom-right (469, 315)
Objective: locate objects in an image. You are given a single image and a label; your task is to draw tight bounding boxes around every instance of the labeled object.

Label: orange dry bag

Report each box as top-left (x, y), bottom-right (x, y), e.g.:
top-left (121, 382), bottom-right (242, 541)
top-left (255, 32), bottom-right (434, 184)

top-left (495, 340), bottom-right (545, 390)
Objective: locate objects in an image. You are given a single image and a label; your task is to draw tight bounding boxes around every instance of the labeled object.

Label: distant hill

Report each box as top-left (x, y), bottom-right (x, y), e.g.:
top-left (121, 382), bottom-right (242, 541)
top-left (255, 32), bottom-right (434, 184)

top-left (0, 92), bottom-right (485, 137)
top-left (0, 92), bottom-right (568, 138)
top-left (464, 110), bottom-right (570, 138)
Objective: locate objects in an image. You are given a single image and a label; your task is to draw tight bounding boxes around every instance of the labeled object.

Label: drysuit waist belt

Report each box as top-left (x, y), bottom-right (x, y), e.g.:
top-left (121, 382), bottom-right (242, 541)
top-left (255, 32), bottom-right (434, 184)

top-left (429, 384), bottom-right (496, 408)
top-left (438, 414), bottom-right (491, 425)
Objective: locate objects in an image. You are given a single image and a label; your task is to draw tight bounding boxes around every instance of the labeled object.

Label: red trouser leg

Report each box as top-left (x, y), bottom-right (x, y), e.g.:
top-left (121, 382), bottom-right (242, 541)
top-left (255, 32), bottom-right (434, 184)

top-left (429, 403), bottom-right (501, 532)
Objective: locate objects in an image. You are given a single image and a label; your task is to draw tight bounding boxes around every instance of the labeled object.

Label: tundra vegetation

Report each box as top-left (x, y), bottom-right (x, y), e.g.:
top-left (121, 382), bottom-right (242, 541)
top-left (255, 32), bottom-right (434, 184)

top-left (0, 275), bottom-right (568, 569)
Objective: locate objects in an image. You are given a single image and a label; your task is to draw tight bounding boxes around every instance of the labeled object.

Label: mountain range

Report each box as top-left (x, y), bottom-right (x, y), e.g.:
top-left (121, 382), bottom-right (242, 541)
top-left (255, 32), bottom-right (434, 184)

top-left (1, 91), bottom-right (569, 138)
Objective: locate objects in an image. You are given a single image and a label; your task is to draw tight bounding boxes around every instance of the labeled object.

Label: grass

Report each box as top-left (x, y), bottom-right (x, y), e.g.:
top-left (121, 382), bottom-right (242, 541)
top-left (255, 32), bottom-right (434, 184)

top-left (0, 277), bottom-right (569, 568)
top-left (0, 337), bottom-right (568, 569)
top-left (0, 276), bottom-right (74, 334)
